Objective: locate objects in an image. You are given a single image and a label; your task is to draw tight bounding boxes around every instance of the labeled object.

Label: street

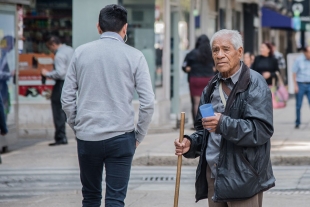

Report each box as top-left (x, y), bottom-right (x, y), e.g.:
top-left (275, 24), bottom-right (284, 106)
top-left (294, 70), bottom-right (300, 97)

top-left (0, 166), bottom-right (310, 206)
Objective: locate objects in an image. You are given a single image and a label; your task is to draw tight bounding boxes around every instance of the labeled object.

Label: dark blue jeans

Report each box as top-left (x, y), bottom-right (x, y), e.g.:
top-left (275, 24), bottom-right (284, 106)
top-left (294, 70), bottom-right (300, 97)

top-left (295, 82), bottom-right (310, 126)
top-left (77, 131), bottom-right (136, 207)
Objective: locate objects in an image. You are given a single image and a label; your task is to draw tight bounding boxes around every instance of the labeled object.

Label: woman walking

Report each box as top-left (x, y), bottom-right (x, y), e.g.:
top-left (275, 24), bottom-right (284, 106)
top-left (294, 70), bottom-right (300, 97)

top-left (182, 35), bottom-right (214, 128)
top-left (251, 42), bottom-right (279, 85)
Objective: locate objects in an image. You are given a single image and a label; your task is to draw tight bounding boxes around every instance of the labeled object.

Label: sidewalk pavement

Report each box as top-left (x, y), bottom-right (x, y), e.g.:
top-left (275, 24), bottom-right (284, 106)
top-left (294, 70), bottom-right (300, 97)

top-left (1, 97), bottom-right (310, 169)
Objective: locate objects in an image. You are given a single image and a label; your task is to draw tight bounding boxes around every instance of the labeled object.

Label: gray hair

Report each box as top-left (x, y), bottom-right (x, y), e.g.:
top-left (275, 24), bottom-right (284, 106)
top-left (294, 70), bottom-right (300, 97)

top-left (210, 29), bottom-right (243, 50)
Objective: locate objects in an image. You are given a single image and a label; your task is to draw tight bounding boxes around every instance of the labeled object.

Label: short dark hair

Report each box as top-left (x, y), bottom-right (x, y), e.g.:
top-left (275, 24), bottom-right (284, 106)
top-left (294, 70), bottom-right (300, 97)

top-left (45, 35), bottom-right (61, 45)
top-left (99, 4), bottom-right (127, 33)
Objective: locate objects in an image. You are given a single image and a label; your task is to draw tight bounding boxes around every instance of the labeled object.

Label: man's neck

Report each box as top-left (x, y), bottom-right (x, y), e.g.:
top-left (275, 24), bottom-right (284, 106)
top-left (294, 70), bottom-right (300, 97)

top-left (221, 63), bottom-right (241, 78)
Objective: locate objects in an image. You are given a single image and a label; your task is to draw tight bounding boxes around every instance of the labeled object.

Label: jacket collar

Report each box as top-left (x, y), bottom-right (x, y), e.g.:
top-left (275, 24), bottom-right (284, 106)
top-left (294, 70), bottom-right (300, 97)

top-left (206, 61), bottom-right (250, 113)
top-left (100, 32), bottom-right (124, 42)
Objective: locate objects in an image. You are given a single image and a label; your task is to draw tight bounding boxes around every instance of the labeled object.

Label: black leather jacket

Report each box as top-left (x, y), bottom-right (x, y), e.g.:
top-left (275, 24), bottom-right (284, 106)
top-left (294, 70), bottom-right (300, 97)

top-left (183, 64), bottom-right (275, 203)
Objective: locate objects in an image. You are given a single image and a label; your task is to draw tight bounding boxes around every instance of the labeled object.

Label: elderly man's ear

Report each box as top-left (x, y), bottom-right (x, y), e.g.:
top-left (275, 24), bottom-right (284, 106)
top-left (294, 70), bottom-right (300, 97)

top-left (238, 47), bottom-right (244, 59)
top-left (97, 23), bottom-right (103, 34)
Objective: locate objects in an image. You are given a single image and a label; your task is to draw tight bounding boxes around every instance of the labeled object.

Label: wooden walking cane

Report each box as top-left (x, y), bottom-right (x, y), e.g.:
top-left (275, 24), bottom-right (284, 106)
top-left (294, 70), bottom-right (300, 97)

top-left (174, 112), bottom-right (185, 207)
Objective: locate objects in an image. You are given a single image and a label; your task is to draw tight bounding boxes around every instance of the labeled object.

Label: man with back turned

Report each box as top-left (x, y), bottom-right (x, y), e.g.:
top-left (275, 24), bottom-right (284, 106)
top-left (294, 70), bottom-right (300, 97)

top-left (61, 4), bottom-right (155, 207)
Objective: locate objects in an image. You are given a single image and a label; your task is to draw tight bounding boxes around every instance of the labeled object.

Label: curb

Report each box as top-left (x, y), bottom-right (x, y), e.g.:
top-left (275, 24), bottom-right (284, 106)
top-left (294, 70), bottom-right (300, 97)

top-left (132, 155), bottom-right (310, 166)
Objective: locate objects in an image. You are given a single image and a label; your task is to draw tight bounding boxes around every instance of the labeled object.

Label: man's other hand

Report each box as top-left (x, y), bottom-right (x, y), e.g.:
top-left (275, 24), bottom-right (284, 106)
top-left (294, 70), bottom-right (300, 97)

top-left (202, 113), bottom-right (222, 133)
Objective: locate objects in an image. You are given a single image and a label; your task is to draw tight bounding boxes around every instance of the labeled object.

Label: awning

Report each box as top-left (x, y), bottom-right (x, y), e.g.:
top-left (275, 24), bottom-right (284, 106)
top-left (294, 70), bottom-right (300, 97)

top-left (0, 0), bottom-right (31, 5)
top-left (261, 7), bottom-right (293, 29)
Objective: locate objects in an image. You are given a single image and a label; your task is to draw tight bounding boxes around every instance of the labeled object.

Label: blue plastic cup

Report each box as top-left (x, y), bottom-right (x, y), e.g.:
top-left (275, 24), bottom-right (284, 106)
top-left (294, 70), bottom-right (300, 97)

top-left (199, 104), bottom-right (215, 118)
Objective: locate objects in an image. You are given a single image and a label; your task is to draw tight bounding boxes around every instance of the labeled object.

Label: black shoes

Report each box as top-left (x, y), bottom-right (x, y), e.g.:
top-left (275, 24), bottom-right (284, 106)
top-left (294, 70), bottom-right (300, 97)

top-left (48, 139), bottom-right (68, 146)
top-left (295, 125), bottom-right (299, 129)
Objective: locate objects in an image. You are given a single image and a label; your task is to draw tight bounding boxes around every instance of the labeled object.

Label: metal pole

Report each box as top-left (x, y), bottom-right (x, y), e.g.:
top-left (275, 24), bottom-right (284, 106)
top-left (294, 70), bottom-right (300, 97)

top-left (173, 112), bottom-right (185, 207)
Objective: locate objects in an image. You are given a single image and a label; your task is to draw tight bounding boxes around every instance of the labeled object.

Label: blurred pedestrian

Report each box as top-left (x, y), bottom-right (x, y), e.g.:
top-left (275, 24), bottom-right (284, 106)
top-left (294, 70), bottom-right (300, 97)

top-left (252, 42), bottom-right (279, 85)
top-left (41, 35), bottom-right (74, 146)
top-left (0, 36), bottom-right (15, 118)
top-left (0, 94), bottom-right (8, 164)
top-left (175, 29), bottom-right (274, 206)
top-left (243, 52), bottom-right (252, 68)
top-left (250, 53), bottom-right (255, 65)
top-left (292, 46), bottom-right (310, 129)
top-left (182, 35), bottom-right (214, 127)
top-left (61, 4), bottom-right (154, 207)
top-left (271, 42), bottom-right (286, 83)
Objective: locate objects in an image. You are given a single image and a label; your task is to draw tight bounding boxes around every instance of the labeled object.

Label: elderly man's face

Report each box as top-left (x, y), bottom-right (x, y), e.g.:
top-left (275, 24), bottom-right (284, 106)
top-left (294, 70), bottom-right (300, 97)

top-left (212, 35), bottom-right (243, 76)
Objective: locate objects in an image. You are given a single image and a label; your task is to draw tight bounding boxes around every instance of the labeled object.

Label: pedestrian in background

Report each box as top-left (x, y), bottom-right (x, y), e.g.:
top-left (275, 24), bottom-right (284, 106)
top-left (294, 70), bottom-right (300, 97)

top-left (41, 35), bottom-right (74, 146)
top-left (0, 94), bottom-right (8, 164)
top-left (175, 29), bottom-right (275, 206)
top-left (61, 4), bottom-right (154, 207)
top-left (271, 42), bottom-right (286, 83)
top-left (292, 46), bottom-right (310, 129)
top-left (243, 52), bottom-right (253, 68)
top-left (0, 36), bottom-right (15, 118)
top-left (252, 42), bottom-right (279, 85)
top-left (182, 35), bottom-right (214, 128)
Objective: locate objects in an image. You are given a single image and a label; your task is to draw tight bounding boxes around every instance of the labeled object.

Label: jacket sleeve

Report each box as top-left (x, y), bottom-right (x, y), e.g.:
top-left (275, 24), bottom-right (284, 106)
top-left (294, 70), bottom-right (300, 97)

top-left (134, 55), bottom-right (155, 143)
top-left (183, 87), bottom-right (208, 158)
top-left (61, 52), bottom-right (78, 132)
top-left (0, 95), bottom-right (8, 134)
top-left (181, 53), bottom-right (191, 73)
top-left (215, 77), bottom-right (274, 147)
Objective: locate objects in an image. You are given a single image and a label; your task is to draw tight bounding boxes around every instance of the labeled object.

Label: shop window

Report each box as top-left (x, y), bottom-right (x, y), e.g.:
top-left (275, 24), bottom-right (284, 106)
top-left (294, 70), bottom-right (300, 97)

top-left (233, 11), bottom-right (241, 31)
top-left (22, 0), bottom-right (72, 54)
top-left (219, 9), bottom-right (226, 29)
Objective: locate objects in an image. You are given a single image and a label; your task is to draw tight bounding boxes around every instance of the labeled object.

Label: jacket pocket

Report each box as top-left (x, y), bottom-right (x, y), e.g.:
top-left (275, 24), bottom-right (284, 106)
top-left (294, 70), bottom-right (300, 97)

top-left (214, 152), bottom-right (260, 201)
top-left (238, 150), bottom-right (259, 177)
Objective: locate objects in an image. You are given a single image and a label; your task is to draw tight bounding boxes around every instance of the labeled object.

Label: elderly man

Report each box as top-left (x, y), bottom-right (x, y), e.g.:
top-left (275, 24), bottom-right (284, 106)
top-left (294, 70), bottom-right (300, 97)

top-left (175, 29), bottom-right (275, 207)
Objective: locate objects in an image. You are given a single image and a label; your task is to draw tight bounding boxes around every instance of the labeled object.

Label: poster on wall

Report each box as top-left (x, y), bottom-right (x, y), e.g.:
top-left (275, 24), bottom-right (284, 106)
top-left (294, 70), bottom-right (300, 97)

top-left (0, 11), bottom-right (16, 126)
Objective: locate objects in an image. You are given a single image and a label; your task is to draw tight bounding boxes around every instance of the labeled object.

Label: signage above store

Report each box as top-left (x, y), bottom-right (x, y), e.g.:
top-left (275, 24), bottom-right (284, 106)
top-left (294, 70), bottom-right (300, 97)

top-left (292, 0), bottom-right (310, 22)
top-left (0, 0), bottom-right (30, 5)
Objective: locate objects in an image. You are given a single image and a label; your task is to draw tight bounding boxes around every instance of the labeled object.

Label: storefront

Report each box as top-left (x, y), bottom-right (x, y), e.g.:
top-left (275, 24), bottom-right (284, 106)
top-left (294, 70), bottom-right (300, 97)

top-left (6, 0), bottom-right (253, 136)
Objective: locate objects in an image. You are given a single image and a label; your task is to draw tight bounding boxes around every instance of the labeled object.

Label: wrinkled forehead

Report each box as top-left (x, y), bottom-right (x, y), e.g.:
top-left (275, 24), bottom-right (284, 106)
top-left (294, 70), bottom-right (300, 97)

top-left (211, 34), bottom-right (234, 48)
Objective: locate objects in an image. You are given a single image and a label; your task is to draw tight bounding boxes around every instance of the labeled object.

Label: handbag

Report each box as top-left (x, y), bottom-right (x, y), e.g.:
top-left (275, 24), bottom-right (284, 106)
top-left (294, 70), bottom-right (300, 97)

top-left (270, 72), bottom-right (289, 109)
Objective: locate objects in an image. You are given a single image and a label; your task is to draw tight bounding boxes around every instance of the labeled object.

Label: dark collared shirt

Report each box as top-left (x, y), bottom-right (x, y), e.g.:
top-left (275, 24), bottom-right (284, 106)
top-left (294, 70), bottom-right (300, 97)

top-left (206, 63), bottom-right (242, 178)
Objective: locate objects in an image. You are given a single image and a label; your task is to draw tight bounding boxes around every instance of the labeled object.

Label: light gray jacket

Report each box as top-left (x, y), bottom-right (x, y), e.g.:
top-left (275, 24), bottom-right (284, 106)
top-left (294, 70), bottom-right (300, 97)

top-left (61, 32), bottom-right (155, 142)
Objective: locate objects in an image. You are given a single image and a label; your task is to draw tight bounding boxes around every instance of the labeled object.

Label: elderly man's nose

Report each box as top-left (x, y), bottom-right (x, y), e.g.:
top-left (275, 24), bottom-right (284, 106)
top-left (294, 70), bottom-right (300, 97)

top-left (217, 49), bottom-right (225, 58)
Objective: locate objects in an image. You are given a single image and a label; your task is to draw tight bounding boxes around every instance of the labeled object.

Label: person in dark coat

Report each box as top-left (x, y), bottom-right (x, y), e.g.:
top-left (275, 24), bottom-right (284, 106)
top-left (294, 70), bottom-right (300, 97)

top-left (175, 29), bottom-right (275, 207)
top-left (182, 35), bottom-right (215, 127)
top-left (251, 42), bottom-right (280, 85)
